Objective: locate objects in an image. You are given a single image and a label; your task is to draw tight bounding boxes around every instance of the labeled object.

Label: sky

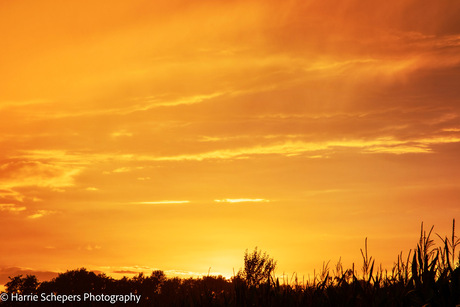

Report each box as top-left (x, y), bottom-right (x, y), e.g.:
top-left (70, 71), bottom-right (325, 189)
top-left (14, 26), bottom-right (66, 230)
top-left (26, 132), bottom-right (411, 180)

top-left (1, 0), bottom-right (460, 286)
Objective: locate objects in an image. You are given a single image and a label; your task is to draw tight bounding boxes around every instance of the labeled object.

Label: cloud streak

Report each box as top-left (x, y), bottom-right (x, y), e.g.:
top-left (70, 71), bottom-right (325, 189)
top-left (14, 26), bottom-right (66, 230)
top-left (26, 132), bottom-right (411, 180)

top-left (132, 201), bottom-right (191, 205)
top-left (0, 203), bottom-right (26, 212)
top-left (0, 160), bottom-right (82, 189)
top-left (214, 199), bottom-right (269, 203)
top-left (27, 210), bottom-right (55, 219)
top-left (149, 135), bottom-right (460, 161)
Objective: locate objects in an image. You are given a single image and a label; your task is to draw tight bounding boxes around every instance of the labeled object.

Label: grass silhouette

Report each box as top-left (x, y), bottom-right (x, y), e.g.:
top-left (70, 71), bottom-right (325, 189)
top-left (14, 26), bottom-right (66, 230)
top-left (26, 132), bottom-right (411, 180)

top-left (2, 220), bottom-right (459, 306)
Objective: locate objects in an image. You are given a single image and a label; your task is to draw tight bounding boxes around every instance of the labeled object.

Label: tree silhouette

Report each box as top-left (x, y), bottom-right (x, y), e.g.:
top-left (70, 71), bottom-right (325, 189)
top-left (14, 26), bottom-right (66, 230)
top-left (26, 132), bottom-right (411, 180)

top-left (131, 270), bottom-right (166, 303)
top-left (5, 274), bottom-right (39, 294)
top-left (41, 268), bottom-right (113, 294)
top-left (239, 247), bottom-right (277, 287)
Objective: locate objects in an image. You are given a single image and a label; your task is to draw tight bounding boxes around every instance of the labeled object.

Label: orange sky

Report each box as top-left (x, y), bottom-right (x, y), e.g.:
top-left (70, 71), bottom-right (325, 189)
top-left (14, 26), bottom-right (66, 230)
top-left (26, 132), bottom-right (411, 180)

top-left (1, 0), bottom-right (460, 286)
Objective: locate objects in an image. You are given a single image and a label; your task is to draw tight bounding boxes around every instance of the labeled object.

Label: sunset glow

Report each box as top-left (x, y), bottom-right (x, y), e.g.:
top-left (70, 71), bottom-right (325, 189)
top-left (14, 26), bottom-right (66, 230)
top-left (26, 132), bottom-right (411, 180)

top-left (1, 0), bottom-right (460, 287)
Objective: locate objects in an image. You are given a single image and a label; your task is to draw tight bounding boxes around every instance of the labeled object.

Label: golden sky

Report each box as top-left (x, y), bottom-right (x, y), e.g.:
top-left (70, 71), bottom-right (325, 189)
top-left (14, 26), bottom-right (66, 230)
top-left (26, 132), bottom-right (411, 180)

top-left (1, 0), bottom-right (460, 284)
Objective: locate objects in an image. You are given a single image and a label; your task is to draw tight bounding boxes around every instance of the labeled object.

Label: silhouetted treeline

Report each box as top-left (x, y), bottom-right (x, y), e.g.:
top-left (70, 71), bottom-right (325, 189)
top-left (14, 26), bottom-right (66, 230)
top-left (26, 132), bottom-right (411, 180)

top-left (1, 221), bottom-right (460, 306)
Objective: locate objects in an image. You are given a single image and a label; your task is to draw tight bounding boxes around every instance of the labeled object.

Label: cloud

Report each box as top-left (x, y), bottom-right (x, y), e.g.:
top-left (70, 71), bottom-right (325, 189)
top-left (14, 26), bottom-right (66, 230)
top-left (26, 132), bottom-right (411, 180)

top-left (13, 150), bottom-right (106, 165)
top-left (0, 99), bottom-right (51, 111)
top-left (132, 201), bottom-right (190, 205)
top-left (27, 210), bottom-right (55, 219)
top-left (12, 132), bottom-right (460, 177)
top-left (443, 128), bottom-right (460, 132)
top-left (129, 92), bottom-right (225, 111)
top-left (110, 130), bottom-right (133, 138)
top-left (0, 161), bottom-right (81, 190)
top-left (364, 145), bottom-right (431, 154)
top-left (215, 199), bottom-right (269, 203)
top-left (112, 167), bottom-right (132, 173)
top-left (11, 92), bottom-right (228, 121)
top-left (148, 135), bottom-right (460, 161)
top-left (112, 270), bottom-right (139, 274)
top-left (0, 189), bottom-right (26, 202)
top-left (259, 0), bottom-right (460, 56)
top-left (82, 244), bottom-right (102, 251)
top-left (150, 142), bottom-right (326, 161)
top-left (101, 265), bottom-right (159, 276)
top-left (0, 203), bottom-right (26, 212)
top-left (110, 166), bottom-right (144, 174)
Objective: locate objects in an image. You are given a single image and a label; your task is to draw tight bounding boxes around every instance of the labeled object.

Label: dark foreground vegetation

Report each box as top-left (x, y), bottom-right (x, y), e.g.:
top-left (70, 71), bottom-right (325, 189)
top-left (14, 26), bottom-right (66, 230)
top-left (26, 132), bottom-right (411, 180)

top-left (2, 221), bottom-right (460, 306)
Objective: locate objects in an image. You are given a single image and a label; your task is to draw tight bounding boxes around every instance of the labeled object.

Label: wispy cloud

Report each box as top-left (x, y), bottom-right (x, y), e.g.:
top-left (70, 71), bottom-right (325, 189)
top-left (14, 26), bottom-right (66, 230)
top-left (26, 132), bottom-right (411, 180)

top-left (112, 167), bottom-right (134, 173)
top-left (12, 134), bottom-right (460, 176)
top-left (0, 203), bottom-right (26, 212)
top-left (0, 99), bottom-right (51, 111)
top-left (27, 210), bottom-right (55, 219)
top-left (129, 92), bottom-right (224, 110)
top-left (442, 128), bottom-right (460, 132)
top-left (132, 201), bottom-right (190, 205)
top-left (150, 136), bottom-right (460, 161)
top-left (0, 189), bottom-right (26, 202)
top-left (81, 244), bottom-right (102, 251)
top-left (110, 130), bottom-right (133, 138)
top-left (364, 145), bottom-right (431, 154)
top-left (26, 92), bottom-right (227, 120)
top-left (302, 58), bottom-right (417, 78)
top-left (0, 161), bottom-right (82, 190)
top-left (151, 141), bottom-right (328, 161)
top-left (215, 199), bottom-right (269, 203)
